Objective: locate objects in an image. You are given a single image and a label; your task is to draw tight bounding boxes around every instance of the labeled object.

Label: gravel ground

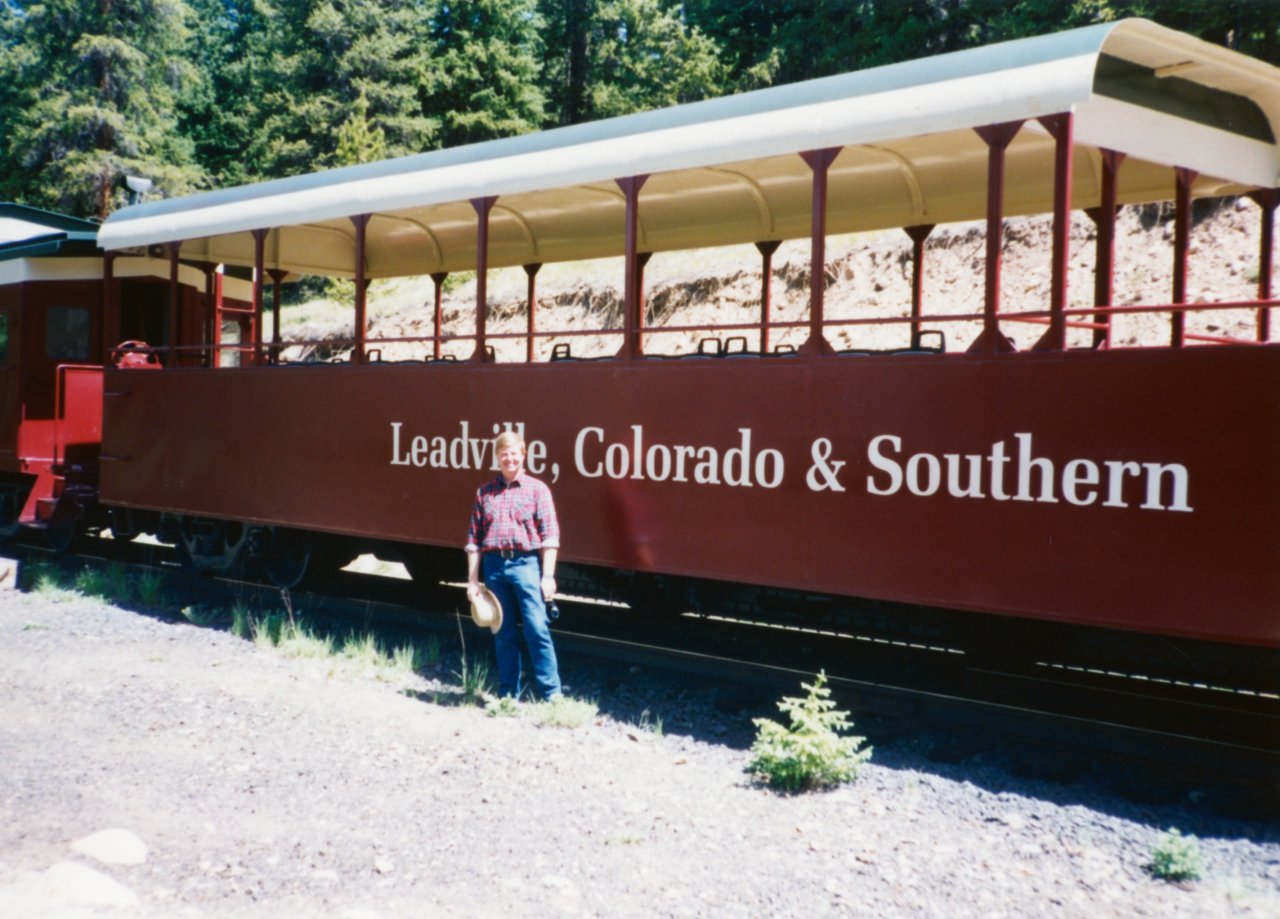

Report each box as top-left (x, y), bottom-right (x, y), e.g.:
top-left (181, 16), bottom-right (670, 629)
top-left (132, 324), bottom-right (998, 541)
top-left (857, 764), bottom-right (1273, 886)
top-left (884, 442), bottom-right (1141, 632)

top-left (1, 584), bottom-right (1277, 918)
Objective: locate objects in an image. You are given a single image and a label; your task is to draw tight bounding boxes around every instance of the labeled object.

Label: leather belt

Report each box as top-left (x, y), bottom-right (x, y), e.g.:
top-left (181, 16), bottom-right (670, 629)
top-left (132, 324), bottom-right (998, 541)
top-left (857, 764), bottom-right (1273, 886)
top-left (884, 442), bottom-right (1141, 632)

top-left (486, 548), bottom-right (531, 559)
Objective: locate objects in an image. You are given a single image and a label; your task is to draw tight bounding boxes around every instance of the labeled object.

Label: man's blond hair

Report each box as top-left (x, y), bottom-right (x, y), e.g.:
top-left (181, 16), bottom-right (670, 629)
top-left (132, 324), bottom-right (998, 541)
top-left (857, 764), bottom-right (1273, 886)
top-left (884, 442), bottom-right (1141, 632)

top-left (494, 431), bottom-right (525, 454)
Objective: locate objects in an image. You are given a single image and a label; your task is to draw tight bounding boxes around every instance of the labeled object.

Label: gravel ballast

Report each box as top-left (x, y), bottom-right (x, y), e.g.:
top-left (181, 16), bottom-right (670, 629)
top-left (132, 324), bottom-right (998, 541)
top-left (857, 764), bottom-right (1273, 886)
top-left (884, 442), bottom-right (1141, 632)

top-left (1, 586), bottom-right (1277, 917)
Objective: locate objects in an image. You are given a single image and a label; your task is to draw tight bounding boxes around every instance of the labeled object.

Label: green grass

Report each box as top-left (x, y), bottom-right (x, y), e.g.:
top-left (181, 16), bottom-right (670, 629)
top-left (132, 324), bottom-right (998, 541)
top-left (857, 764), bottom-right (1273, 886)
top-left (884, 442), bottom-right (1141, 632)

top-left (531, 694), bottom-right (598, 729)
top-left (455, 651), bottom-right (492, 705)
top-left (1149, 829), bottom-right (1204, 882)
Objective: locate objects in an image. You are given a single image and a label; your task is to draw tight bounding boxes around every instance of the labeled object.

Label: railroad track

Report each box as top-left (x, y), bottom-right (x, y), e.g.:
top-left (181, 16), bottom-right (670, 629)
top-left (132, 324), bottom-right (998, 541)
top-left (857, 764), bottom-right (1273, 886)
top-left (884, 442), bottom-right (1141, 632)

top-left (9, 538), bottom-right (1278, 811)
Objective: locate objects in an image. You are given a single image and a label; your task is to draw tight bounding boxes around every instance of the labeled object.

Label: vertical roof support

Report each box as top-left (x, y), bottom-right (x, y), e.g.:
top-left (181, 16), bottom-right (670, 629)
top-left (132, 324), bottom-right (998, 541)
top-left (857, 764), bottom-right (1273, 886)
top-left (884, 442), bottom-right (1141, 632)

top-left (904, 225), bottom-right (934, 349)
top-left (799, 148), bottom-right (840, 356)
top-left (1248, 188), bottom-right (1277, 341)
top-left (213, 270), bottom-right (224, 368)
top-left (1171, 167), bottom-right (1197, 348)
top-left (1086, 149), bottom-right (1125, 349)
top-left (167, 242), bottom-right (181, 363)
top-left (101, 252), bottom-right (116, 364)
top-left (615, 175), bottom-right (649, 360)
top-left (971, 122), bottom-right (1023, 354)
top-left (351, 214), bottom-right (371, 365)
top-left (431, 272), bottom-right (448, 360)
top-left (268, 268), bottom-right (287, 364)
top-left (524, 263), bottom-right (542, 363)
top-left (755, 240), bottom-right (781, 353)
top-left (470, 197), bottom-right (497, 362)
top-left (635, 251), bottom-right (652, 354)
top-left (192, 262), bottom-right (217, 367)
top-left (251, 228), bottom-right (268, 366)
top-left (1034, 112), bottom-right (1073, 352)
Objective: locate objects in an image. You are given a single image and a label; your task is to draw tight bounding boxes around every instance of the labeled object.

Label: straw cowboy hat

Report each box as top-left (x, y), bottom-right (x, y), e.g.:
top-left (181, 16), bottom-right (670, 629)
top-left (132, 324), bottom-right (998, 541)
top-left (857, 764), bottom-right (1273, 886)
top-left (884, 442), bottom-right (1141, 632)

top-left (470, 585), bottom-right (504, 633)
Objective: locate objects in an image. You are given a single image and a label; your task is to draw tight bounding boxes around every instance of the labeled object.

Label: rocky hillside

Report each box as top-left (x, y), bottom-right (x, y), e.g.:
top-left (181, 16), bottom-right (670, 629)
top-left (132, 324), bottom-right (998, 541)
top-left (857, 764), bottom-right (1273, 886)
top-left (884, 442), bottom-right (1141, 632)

top-left (338, 197), bottom-right (1269, 361)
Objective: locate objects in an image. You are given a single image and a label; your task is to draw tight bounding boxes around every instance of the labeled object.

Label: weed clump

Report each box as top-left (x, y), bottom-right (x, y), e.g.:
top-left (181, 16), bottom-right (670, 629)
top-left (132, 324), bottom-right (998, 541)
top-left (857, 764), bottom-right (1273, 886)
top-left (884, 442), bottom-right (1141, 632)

top-left (531, 694), bottom-right (597, 728)
top-left (1148, 828), bottom-right (1204, 882)
top-left (746, 671), bottom-right (871, 792)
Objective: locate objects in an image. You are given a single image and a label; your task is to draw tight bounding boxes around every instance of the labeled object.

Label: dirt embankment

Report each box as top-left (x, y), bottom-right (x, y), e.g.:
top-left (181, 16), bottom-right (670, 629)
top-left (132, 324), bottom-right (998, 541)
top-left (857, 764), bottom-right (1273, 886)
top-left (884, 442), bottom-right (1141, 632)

top-left (360, 197), bottom-right (1270, 361)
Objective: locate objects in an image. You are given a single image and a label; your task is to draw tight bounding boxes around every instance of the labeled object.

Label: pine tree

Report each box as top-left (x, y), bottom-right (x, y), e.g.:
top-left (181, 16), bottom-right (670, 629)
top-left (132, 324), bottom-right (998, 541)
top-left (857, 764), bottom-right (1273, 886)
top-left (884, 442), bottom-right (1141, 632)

top-left (249, 0), bottom-right (439, 176)
top-left (427, 0), bottom-right (547, 146)
top-left (0, 0), bottom-right (206, 218)
top-left (334, 89), bottom-right (387, 166)
top-left (539, 0), bottom-right (727, 126)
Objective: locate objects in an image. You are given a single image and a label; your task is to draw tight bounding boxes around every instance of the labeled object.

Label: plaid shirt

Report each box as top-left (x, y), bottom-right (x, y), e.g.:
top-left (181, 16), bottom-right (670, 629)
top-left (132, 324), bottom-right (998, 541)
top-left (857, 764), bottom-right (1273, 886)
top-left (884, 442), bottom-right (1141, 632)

top-left (465, 472), bottom-right (560, 554)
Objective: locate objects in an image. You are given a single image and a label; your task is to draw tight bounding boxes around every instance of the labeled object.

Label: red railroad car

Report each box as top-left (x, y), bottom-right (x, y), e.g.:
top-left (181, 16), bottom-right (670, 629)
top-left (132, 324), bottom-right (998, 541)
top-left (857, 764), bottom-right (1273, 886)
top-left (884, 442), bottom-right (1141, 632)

top-left (0, 203), bottom-right (254, 545)
top-left (72, 20), bottom-right (1280, 676)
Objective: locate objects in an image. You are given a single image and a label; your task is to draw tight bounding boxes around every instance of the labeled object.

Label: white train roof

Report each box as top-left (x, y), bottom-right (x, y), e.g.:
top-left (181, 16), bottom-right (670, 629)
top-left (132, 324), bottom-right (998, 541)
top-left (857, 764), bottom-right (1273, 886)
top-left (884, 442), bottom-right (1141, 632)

top-left (98, 18), bottom-right (1280, 279)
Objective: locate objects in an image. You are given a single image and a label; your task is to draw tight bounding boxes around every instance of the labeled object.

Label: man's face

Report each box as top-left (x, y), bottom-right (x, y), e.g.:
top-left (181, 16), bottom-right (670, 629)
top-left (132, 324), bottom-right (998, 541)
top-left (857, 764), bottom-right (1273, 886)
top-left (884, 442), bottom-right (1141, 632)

top-left (497, 444), bottom-right (525, 481)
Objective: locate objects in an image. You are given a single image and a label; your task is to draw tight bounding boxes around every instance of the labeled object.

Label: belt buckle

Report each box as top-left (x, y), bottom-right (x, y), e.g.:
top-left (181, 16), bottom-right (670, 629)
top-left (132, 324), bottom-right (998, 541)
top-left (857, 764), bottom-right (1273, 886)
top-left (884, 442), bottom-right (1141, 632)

top-left (500, 548), bottom-right (516, 559)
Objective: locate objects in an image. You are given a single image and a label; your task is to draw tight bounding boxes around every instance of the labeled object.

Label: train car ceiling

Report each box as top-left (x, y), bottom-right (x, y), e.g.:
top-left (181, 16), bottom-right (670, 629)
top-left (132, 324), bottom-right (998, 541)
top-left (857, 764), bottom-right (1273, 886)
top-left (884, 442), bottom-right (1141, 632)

top-left (98, 19), bottom-right (1280, 280)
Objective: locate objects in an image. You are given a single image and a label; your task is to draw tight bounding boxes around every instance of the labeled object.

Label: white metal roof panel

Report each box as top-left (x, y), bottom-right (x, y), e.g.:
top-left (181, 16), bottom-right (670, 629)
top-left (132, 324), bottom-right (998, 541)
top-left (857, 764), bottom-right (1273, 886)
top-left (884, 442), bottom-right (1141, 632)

top-left (97, 18), bottom-right (1280, 279)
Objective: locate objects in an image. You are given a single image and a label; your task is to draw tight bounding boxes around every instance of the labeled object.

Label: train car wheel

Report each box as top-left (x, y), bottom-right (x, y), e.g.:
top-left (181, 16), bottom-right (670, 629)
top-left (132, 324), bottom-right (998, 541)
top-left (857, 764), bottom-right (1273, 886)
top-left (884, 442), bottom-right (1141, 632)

top-left (45, 518), bottom-right (78, 553)
top-left (262, 527), bottom-right (312, 590)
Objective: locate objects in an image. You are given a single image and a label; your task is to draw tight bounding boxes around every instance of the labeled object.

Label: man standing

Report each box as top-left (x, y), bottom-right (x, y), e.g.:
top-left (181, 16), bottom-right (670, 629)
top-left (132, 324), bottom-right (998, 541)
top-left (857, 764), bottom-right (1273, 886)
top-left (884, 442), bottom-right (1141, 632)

top-left (465, 431), bottom-right (562, 700)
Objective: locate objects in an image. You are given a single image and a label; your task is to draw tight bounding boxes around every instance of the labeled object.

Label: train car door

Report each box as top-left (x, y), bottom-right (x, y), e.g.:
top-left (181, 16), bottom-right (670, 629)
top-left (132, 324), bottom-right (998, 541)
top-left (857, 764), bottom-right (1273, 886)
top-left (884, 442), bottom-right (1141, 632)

top-left (117, 279), bottom-right (169, 359)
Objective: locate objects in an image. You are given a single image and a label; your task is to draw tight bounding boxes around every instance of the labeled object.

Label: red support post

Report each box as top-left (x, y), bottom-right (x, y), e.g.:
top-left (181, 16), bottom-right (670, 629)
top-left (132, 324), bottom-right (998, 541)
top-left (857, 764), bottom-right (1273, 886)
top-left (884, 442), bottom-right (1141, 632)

top-left (755, 240), bottom-right (781, 353)
top-left (167, 241), bottom-right (181, 363)
top-left (102, 252), bottom-right (116, 363)
top-left (251, 228), bottom-right (267, 366)
top-left (1085, 149), bottom-right (1125, 349)
top-left (904, 225), bottom-right (934, 348)
top-left (213, 270), bottom-right (224, 368)
top-left (1034, 113), bottom-right (1073, 351)
top-left (431, 272), bottom-right (448, 360)
top-left (191, 262), bottom-right (217, 367)
top-left (1171, 167), bottom-right (1197, 348)
top-left (615, 175), bottom-right (649, 359)
top-left (799, 148), bottom-right (840, 355)
top-left (268, 268), bottom-right (287, 364)
top-left (971, 122), bottom-right (1023, 354)
top-left (470, 197), bottom-right (497, 362)
top-left (350, 214), bottom-right (371, 365)
top-left (636, 251), bottom-right (652, 354)
top-left (524, 263), bottom-right (542, 363)
top-left (1248, 188), bottom-right (1278, 341)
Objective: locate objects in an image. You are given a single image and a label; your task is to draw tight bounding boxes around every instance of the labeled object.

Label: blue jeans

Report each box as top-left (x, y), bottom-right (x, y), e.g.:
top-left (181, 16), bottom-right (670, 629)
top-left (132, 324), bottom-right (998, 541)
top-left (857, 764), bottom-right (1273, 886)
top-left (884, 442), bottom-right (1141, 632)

top-left (482, 552), bottom-right (561, 700)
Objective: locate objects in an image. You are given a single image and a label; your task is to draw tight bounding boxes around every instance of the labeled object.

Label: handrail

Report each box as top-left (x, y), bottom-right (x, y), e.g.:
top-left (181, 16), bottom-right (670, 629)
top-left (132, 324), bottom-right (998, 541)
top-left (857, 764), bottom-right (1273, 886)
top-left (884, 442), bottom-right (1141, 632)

top-left (141, 294), bottom-right (1279, 369)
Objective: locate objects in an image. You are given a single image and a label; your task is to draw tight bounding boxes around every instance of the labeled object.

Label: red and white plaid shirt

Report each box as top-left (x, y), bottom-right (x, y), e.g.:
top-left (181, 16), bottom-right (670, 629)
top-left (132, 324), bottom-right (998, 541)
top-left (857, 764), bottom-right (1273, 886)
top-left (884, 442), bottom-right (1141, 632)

top-left (465, 472), bottom-right (560, 554)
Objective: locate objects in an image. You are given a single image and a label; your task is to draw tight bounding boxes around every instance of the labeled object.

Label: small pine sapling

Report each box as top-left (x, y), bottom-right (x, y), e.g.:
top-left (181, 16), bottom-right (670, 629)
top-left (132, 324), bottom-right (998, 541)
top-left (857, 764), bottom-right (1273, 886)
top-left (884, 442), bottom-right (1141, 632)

top-left (747, 671), bottom-right (872, 792)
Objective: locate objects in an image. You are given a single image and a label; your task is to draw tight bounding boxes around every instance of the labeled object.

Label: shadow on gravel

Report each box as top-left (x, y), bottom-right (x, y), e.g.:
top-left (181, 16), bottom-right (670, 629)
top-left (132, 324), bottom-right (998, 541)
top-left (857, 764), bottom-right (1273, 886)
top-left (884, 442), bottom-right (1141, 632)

top-left (21, 552), bottom-right (1276, 847)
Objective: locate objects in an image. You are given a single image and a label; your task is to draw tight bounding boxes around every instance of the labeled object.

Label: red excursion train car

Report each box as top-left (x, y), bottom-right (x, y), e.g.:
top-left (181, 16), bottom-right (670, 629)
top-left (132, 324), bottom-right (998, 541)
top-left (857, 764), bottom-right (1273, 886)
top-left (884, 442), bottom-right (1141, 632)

top-left (0, 203), bottom-right (254, 547)
top-left (25, 20), bottom-right (1280, 680)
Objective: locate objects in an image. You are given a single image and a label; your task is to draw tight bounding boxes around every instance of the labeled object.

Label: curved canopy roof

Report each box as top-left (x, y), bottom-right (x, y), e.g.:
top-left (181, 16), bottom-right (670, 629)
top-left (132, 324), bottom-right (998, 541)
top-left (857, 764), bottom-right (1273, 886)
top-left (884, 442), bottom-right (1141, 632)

top-left (98, 18), bottom-right (1280, 280)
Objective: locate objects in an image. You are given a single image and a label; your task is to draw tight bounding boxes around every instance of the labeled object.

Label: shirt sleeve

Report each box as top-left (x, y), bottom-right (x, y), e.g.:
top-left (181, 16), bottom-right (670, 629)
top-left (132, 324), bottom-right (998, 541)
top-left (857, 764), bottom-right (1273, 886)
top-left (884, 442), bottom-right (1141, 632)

top-left (535, 481), bottom-right (560, 549)
top-left (464, 488), bottom-right (484, 552)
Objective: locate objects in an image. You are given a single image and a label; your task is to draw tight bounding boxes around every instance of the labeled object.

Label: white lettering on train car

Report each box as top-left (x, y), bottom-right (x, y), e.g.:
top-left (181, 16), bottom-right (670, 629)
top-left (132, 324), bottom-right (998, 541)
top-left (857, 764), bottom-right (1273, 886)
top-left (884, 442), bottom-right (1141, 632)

top-left (866, 433), bottom-right (1192, 512)
top-left (575, 426), bottom-right (784, 488)
top-left (389, 421), bottom-right (551, 477)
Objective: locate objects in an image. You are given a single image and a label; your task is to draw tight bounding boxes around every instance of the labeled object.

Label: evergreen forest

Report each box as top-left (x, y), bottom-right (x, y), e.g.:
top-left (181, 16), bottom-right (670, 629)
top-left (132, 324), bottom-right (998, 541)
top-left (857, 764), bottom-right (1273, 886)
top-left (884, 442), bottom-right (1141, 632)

top-left (1, 0), bottom-right (1277, 221)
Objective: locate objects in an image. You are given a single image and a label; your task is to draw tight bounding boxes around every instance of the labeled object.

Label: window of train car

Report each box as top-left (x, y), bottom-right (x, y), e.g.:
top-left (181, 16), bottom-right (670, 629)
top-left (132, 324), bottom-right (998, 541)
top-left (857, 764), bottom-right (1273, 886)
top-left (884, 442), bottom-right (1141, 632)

top-left (46, 306), bottom-right (90, 362)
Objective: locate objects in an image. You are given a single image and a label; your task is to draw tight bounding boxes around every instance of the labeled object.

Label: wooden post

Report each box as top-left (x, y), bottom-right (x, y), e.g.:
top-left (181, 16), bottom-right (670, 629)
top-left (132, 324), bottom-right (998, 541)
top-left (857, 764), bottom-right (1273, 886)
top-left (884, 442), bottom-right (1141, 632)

top-left (971, 122), bottom-right (1023, 354)
top-left (431, 272), bottom-right (448, 360)
top-left (524, 263), bottom-right (542, 362)
top-left (351, 214), bottom-right (371, 364)
top-left (1034, 113), bottom-right (1073, 351)
top-left (905, 225), bottom-right (934, 349)
top-left (615, 176), bottom-right (649, 359)
top-left (471, 197), bottom-right (497, 362)
top-left (755, 241), bottom-right (781, 353)
top-left (799, 148), bottom-right (841, 355)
